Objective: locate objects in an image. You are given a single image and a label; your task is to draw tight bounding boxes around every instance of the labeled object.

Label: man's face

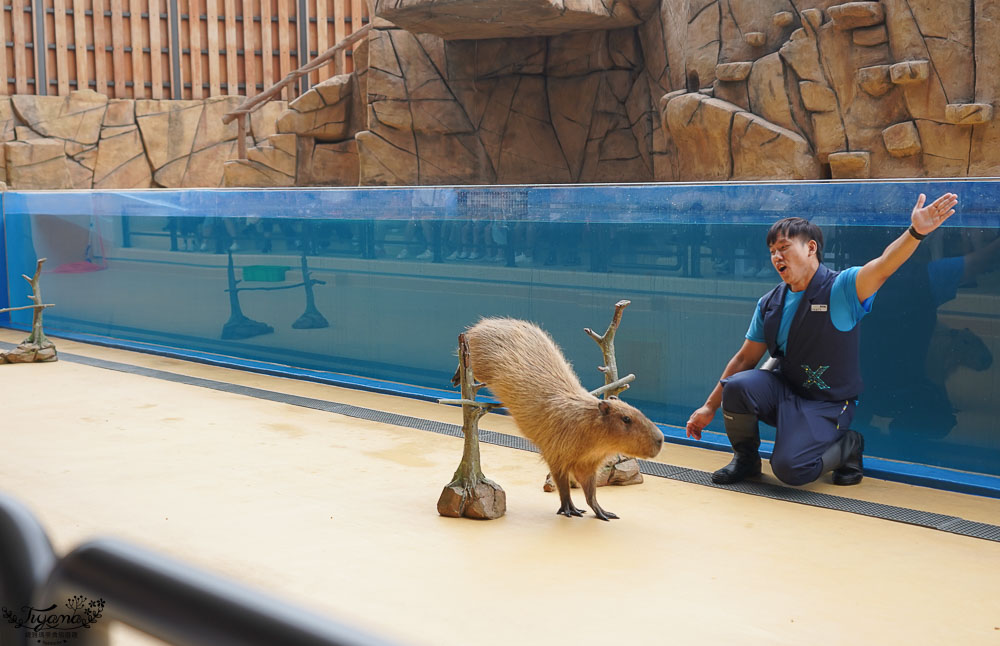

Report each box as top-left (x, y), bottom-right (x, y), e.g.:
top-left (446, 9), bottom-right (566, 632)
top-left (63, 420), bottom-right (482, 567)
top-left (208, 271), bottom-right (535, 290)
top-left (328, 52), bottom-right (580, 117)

top-left (769, 235), bottom-right (817, 287)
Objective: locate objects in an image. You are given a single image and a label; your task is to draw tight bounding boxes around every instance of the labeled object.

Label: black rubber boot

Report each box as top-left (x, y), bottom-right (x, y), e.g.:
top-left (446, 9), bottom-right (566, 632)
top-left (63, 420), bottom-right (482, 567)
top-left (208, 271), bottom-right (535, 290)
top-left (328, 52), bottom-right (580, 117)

top-left (711, 410), bottom-right (762, 484)
top-left (821, 429), bottom-right (865, 486)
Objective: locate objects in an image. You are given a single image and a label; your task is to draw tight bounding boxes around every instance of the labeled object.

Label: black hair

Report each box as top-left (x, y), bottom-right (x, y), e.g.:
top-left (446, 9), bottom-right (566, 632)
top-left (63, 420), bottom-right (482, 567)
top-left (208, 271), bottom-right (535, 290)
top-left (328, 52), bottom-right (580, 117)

top-left (766, 217), bottom-right (824, 263)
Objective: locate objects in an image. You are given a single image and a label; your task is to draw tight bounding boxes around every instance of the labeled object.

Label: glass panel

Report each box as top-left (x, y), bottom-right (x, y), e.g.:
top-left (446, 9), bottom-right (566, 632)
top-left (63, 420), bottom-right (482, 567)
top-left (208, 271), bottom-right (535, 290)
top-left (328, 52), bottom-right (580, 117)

top-left (4, 181), bottom-right (998, 476)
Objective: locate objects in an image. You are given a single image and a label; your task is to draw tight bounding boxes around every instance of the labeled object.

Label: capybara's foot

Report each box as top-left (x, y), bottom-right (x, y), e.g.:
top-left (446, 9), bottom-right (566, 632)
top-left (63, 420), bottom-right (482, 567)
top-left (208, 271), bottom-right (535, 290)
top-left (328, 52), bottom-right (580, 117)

top-left (554, 472), bottom-right (585, 517)
top-left (578, 472), bottom-right (619, 520)
top-left (556, 502), bottom-right (586, 517)
top-left (592, 507), bottom-right (619, 521)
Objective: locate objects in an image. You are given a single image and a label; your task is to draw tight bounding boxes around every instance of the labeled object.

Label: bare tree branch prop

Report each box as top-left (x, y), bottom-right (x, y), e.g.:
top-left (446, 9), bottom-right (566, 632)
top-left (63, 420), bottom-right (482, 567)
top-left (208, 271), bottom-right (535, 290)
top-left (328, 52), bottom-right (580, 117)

top-left (545, 300), bottom-right (642, 492)
top-left (0, 258), bottom-right (58, 363)
top-left (584, 299), bottom-right (631, 398)
top-left (590, 374), bottom-right (635, 398)
top-left (0, 304), bottom-right (55, 313)
top-left (437, 334), bottom-right (506, 519)
top-left (22, 259), bottom-right (51, 347)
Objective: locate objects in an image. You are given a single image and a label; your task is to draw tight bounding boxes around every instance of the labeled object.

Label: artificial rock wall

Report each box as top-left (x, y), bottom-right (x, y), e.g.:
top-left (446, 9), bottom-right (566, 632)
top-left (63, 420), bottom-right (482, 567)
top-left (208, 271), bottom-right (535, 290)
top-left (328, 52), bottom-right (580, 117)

top-left (228, 0), bottom-right (1000, 186)
top-left (0, 90), bottom-right (287, 189)
top-left (5, 0), bottom-right (999, 189)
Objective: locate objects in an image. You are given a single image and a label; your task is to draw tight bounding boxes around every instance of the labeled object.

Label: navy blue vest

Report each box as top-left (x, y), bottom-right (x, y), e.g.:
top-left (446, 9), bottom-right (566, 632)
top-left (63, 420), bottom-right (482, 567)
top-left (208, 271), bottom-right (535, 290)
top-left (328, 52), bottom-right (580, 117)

top-left (760, 264), bottom-right (863, 401)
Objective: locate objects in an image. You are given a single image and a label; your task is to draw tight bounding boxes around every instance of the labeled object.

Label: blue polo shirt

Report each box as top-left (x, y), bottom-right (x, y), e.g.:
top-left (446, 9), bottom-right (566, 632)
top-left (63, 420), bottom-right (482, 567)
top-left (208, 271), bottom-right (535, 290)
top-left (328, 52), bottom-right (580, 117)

top-left (746, 266), bottom-right (875, 353)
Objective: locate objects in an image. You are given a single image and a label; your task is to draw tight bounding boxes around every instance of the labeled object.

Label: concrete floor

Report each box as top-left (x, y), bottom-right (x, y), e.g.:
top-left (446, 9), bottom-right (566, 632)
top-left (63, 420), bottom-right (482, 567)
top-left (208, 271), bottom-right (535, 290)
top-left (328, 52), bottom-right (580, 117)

top-left (1, 329), bottom-right (999, 646)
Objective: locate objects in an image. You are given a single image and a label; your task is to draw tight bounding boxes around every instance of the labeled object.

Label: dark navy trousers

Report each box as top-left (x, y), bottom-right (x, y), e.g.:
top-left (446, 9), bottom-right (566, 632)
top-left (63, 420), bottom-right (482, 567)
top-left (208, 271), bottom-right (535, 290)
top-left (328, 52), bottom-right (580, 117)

top-left (721, 369), bottom-right (856, 486)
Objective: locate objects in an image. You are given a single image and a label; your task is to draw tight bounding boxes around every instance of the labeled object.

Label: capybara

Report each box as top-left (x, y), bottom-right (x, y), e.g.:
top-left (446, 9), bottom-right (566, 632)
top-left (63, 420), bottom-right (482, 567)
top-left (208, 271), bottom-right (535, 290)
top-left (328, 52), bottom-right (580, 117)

top-left (463, 317), bottom-right (663, 520)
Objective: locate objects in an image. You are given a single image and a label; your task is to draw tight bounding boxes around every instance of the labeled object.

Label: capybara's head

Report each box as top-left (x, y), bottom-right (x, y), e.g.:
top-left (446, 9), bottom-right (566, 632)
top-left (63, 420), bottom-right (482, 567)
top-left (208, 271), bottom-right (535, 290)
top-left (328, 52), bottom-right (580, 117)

top-left (596, 396), bottom-right (663, 459)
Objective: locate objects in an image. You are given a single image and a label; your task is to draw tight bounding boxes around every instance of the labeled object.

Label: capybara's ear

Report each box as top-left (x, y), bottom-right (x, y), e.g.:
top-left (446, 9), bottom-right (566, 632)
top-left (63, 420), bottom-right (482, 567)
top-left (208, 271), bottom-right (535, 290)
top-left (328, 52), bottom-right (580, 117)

top-left (598, 400), bottom-right (611, 415)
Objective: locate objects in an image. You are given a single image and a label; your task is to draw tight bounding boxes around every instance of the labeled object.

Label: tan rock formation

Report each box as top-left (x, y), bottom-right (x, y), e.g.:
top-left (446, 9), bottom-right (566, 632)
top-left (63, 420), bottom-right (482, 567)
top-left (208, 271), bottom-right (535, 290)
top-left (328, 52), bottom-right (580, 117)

top-left (810, 111), bottom-right (848, 162)
top-left (773, 11), bottom-right (794, 28)
top-left (297, 138), bottom-right (360, 186)
top-left (135, 100), bottom-right (204, 172)
top-left (889, 60), bottom-right (929, 85)
top-left (278, 75), bottom-right (353, 141)
top-left (67, 157), bottom-right (94, 189)
top-left (250, 101), bottom-right (289, 144)
top-left (801, 9), bottom-right (823, 30)
top-left (223, 133), bottom-right (298, 187)
top-left (731, 112), bottom-right (821, 180)
top-left (970, 0), bottom-right (1000, 175)
top-left (249, 134), bottom-right (297, 178)
top-left (93, 125), bottom-right (153, 189)
top-left (857, 66), bottom-right (892, 97)
top-left (882, 121), bottom-right (921, 157)
top-left (828, 151), bottom-right (871, 179)
top-left (374, 0), bottom-right (643, 40)
top-left (195, 97), bottom-right (243, 152)
top-left (155, 140), bottom-right (239, 188)
top-left (800, 82), bottom-right (838, 112)
top-left (5, 139), bottom-right (72, 189)
top-left (356, 130), bottom-right (418, 185)
top-left (684, 0), bottom-right (722, 88)
top-left (945, 103), bottom-right (993, 126)
top-left (0, 98), bottom-right (16, 143)
top-left (716, 63), bottom-right (752, 82)
top-left (780, 28), bottom-right (825, 83)
top-left (74, 147), bottom-right (98, 171)
top-left (104, 99), bottom-right (136, 127)
top-left (747, 53), bottom-right (798, 134)
top-left (4, 0), bottom-right (999, 188)
top-left (222, 159), bottom-right (289, 188)
top-left (11, 91), bottom-right (107, 146)
top-left (853, 25), bottom-right (888, 47)
top-left (663, 93), bottom-right (726, 180)
top-left (916, 120), bottom-right (972, 176)
top-left (827, 3), bottom-right (884, 31)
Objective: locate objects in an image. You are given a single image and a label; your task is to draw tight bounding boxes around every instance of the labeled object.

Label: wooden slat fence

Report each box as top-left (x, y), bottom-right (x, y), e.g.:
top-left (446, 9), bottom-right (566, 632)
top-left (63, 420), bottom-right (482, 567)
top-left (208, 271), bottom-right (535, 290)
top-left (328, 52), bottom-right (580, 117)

top-left (0, 0), bottom-right (368, 99)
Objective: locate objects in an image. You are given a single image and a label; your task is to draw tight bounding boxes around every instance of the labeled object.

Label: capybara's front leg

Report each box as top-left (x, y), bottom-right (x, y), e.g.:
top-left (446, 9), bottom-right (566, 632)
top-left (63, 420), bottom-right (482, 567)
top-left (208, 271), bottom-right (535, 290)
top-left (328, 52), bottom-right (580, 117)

top-left (553, 470), bottom-right (586, 517)
top-left (578, 471), bottom-right (619, 521)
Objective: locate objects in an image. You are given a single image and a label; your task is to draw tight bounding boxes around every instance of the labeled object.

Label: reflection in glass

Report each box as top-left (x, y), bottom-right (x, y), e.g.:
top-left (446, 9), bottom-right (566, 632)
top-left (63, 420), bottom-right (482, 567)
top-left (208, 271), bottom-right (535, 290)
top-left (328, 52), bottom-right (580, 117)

top-left (3, 184), bottom-right (997, 477)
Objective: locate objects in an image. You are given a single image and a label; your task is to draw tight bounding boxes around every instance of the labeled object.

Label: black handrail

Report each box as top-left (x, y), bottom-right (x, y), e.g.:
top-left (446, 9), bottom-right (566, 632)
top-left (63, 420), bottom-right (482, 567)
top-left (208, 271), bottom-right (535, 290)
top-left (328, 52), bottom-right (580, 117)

top-left (0, 495), bottom-right (399, 646)
top-left (0, 494), bottom-right (58, 646)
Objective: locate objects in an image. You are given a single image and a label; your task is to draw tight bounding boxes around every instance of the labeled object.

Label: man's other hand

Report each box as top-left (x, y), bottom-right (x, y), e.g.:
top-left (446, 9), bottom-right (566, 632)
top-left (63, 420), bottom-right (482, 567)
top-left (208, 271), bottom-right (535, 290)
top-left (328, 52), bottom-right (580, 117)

top-left (686, 405), bottom-right (716, 440)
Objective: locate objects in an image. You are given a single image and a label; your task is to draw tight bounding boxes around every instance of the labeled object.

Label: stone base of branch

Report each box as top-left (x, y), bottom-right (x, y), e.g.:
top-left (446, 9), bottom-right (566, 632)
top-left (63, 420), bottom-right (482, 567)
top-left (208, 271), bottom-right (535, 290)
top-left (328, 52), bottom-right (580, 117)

top-left (437, 478), bottom-right (506, 519)
top-left (543, 454), bottom-right (643, 491)
top-left (0, 342), bottom-right (57, 363)
top-left (292, 310), bottom-right (329, 329)
top-left (221, 317), bottom-right (275, 340)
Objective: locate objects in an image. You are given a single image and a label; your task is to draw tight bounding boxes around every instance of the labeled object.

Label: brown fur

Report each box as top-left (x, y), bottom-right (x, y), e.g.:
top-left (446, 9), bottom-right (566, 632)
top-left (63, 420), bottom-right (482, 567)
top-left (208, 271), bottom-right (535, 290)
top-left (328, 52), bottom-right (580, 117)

top-left (464, 317), bottom-right (663, 520)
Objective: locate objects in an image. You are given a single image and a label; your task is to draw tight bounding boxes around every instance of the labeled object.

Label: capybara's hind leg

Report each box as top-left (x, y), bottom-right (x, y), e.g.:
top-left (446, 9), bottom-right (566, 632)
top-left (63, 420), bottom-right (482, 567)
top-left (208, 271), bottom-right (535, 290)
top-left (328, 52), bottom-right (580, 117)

top-left (578, 471), bottom-right (619, 521)
top-left (553, 471), bottom-right (586, 517)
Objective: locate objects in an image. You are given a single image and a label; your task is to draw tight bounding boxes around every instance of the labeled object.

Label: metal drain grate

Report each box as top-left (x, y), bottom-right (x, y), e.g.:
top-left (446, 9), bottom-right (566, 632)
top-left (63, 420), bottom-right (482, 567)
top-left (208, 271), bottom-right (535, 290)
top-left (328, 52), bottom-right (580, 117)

top-left (21, 346), bottom-right (1000, 544)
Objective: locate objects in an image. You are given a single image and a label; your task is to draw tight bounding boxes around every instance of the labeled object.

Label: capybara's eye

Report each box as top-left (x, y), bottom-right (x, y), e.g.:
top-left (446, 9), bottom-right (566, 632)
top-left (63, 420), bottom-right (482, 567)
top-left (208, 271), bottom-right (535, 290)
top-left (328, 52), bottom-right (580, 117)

top-left (622, 415), bottom-right (632, 424)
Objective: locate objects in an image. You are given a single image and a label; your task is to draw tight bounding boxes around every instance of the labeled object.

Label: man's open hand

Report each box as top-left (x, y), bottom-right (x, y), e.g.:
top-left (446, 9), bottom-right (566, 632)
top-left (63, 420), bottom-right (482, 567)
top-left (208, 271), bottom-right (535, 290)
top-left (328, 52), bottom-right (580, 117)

top-left (911, 192), bottom-right (958, 236)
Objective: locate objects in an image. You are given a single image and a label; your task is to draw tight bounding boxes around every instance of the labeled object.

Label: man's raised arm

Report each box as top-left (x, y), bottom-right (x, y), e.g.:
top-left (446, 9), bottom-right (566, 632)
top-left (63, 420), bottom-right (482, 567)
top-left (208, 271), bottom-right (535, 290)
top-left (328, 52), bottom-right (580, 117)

top-left (855, 192), bottom-right (959, 303)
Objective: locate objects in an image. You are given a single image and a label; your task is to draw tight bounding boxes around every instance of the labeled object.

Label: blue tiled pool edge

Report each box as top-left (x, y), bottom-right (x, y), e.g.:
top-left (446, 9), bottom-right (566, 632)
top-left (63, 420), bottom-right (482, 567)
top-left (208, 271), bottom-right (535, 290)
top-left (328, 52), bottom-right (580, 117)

top-left (10, 324), bottom-right (999, 501)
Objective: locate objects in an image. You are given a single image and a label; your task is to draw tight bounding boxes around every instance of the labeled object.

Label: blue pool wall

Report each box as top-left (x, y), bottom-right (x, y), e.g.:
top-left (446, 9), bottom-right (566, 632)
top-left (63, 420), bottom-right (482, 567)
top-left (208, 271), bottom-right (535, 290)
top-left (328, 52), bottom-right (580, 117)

top-left (2, 180), bottom-right (998, 492)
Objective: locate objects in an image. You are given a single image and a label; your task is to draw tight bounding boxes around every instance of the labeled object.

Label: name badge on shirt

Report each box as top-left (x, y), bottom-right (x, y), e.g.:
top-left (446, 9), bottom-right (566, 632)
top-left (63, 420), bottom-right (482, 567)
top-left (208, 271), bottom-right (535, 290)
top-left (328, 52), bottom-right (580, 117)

top-left (811, 304), bottom-right (828, 312)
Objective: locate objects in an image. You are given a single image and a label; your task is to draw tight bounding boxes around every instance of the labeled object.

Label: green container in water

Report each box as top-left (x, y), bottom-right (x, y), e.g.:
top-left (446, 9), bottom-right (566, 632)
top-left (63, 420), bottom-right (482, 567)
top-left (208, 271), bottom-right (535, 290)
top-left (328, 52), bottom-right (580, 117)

top-left (242, 265), bottom-right (290, 282)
